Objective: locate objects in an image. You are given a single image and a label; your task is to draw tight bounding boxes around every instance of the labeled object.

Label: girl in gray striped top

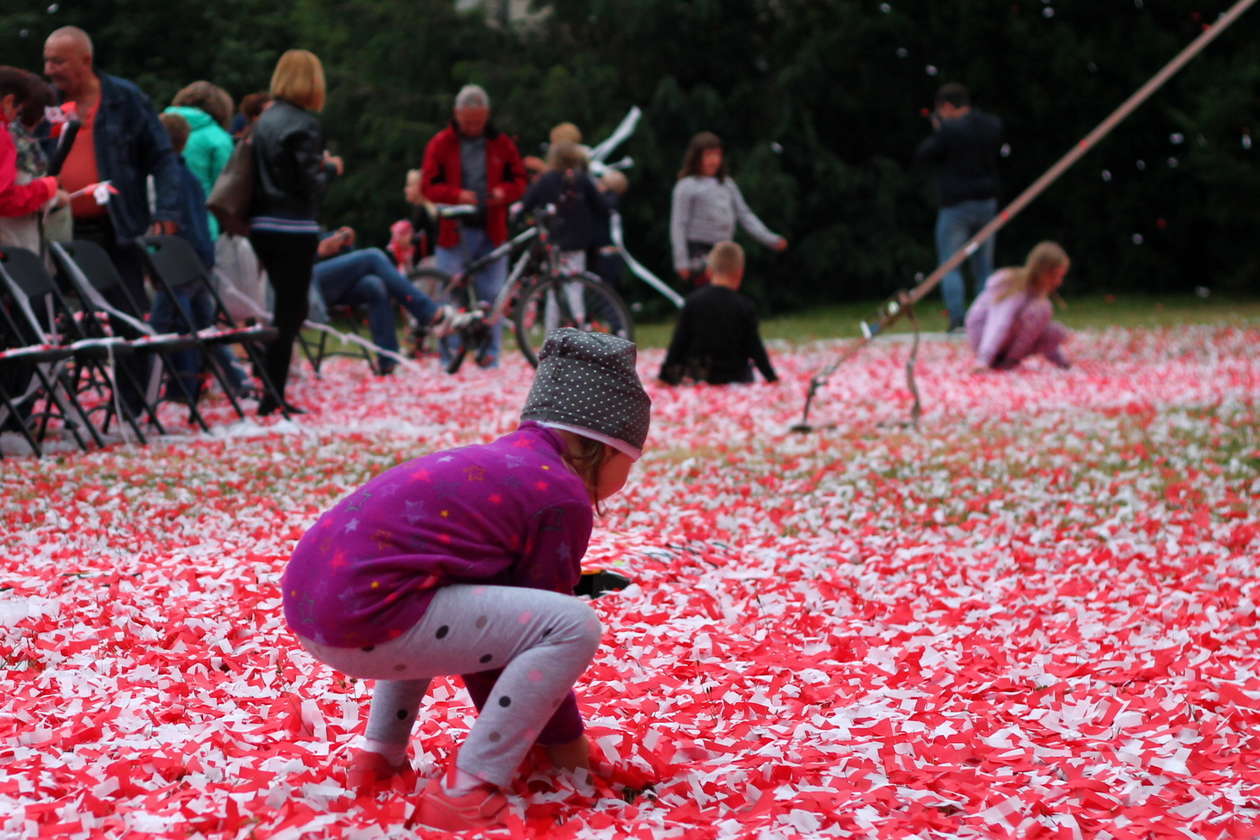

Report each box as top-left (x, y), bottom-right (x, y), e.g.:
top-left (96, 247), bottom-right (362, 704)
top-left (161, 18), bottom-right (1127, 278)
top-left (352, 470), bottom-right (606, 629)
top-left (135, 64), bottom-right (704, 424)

top-left (669, 131), bottom-right (786, 285)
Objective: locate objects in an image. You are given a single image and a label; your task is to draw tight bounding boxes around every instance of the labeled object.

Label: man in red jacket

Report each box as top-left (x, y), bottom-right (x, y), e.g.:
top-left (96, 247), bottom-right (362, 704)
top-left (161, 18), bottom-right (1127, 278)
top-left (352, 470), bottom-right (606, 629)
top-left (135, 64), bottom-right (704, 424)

top-left (420, 84), bottom-right (527, 369)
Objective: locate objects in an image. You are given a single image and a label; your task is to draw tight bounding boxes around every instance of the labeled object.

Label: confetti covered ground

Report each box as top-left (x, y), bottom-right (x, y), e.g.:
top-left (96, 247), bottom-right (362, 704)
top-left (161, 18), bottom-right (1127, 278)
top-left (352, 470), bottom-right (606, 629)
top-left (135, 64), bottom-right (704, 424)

top-left (2, 324), bottom-right (1258, 839)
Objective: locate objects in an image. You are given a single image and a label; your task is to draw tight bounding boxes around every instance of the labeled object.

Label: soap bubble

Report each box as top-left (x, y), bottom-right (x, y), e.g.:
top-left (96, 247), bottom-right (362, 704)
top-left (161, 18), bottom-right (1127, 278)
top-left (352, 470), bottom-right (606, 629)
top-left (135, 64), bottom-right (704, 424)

top-left (770, 141), bottom-right (783, 154)
top-left (1000, 143), bottom-right (1011, 158)
top-left (1167, 157), bottom-right (1178, 167)
top-left (1135, 0), bottom-right (1144, 7)
top-left (19, 28), bottom-right (30, 38)
top-left (1043, 6), bottom-right (1055, 17)
top-left (1087, 61), bottom-right (1098, 72)
top-left (1169, 132), bottom-right (1184, 144)
top-left (1243, 133), bottom-right (1253, 150)
top-left (1101, 170), bottom-right (1112, 182)
top-left (47, 2), bottom-right (59, 12)
top-left (896, 47), bottom-right (909, 58)
top-left (925, 65), bottom-right (938, 76)
top-left (1131, 233), bottom-right (1144, 245)
top-left (1135, 159), bottom-right (1146, 170)
top-left (880, 2), bottom-right (892, 12)
top-left (1195, 286), bottom-right (1210, 298)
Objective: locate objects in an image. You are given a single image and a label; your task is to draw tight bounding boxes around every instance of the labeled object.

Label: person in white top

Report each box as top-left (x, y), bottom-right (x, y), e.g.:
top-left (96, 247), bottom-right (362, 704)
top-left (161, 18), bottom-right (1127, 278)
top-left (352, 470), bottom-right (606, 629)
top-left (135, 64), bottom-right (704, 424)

top-left (669, 131), bottom-right (786, 287)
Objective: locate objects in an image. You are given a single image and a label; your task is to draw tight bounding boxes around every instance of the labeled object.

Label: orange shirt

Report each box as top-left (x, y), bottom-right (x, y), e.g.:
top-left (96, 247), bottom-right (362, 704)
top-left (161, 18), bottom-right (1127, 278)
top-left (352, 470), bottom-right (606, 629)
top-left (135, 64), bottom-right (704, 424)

top-left (58, 100), bottom-right (107, 219)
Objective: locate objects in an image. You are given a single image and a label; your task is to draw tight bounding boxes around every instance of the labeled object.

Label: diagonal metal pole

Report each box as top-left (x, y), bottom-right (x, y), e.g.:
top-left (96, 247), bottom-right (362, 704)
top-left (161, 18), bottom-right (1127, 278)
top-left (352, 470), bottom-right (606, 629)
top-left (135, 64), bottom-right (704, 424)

top-left (792, 0), bottom-right (1258, 432)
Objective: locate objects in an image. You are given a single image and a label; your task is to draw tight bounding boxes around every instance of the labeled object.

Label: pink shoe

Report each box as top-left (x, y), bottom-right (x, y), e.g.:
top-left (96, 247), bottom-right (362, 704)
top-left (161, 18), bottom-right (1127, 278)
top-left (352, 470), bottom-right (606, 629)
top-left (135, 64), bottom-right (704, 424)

top-left (346, 749), bottom-right (403, 793)
top-left (416, 775), bottom-right (508, 831)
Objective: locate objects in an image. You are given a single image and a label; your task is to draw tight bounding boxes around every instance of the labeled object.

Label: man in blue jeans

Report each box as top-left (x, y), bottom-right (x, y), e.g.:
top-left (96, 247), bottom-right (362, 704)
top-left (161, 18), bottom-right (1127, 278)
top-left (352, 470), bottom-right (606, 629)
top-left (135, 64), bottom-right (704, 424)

top-left (914, 82), bottom-right (1003, 332)
top-left (419, 85), bottom-right (528, 368)
top-left (312, 226), bottom-right (461, 374)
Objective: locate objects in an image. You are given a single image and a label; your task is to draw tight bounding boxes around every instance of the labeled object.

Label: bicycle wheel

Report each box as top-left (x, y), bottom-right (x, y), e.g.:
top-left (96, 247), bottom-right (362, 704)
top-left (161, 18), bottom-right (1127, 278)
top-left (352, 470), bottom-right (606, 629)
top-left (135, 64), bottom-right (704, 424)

top-left (407, 266), bottom-right (480, 372)
top-left (513, 272), bottom-right (634, 368)
top-left (407, 266), bottom-right (453, 302)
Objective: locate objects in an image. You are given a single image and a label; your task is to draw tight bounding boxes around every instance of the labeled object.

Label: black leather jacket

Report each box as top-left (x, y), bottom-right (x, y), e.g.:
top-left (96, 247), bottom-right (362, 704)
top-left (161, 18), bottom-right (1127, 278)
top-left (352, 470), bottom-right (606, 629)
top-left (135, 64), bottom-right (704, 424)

top-left (249, 99), bottom-right (332, 221)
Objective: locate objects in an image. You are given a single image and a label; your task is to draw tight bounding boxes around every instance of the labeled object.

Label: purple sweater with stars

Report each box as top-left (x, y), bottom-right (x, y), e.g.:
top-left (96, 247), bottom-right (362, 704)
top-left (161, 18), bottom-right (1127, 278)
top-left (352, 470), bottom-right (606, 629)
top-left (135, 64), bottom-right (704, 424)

top-left (283, 423), bottom-right (593, 646)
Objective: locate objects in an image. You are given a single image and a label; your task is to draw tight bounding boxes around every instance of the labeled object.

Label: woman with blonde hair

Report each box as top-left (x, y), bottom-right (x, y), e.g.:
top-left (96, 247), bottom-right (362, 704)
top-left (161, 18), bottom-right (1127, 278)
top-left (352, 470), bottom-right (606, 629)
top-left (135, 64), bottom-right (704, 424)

top-left (965, 240), bottom-right (1071, 370)
top-left (249, 49), bottom-right (343, 415)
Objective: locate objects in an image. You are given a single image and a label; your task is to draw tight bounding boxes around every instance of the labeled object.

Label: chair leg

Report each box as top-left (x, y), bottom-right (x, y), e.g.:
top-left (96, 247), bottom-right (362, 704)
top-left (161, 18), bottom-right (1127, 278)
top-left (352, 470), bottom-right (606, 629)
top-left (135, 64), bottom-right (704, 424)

top-left (199, 342), bottom-right (248, 421)
top-left (152, 350), bottom-right (212, 433)
top-left (0, 383), bottom-right (44, 457)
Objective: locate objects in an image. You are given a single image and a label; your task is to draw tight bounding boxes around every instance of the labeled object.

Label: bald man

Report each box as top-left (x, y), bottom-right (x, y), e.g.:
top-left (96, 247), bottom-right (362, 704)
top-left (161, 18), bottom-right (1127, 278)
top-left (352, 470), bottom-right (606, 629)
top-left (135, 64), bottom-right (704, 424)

top-left (43, 26), bottom-right (181, 414)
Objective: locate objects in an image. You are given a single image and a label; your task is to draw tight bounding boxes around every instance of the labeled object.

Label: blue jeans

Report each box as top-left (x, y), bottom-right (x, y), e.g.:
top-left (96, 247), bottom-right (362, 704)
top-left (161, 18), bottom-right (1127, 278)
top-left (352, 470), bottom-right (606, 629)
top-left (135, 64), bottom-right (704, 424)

top-left (314, 248), bottom-right (440, 370)
top-left (935, 198), bottom-right (997, 326)
top-left (150, 285), bottom-right (248, 398)
top-left (436, 227), bottom-right (507, 366)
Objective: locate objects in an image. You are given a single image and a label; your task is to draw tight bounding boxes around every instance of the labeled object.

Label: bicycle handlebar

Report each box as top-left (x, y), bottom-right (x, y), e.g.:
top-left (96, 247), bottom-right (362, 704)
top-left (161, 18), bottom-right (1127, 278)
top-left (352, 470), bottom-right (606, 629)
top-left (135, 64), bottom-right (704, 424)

top-left (432, 204), bottom-right (480, 219)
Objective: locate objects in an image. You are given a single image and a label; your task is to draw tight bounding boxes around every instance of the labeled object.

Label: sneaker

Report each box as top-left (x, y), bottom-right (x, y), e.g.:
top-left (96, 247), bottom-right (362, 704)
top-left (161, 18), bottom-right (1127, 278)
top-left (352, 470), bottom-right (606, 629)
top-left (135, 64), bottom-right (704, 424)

top-left (416, 776), bottom-right (507, 832)
top-left (431, 307), bottom-right (485, 340)
top-left (429, 305), bottom-right (461, 339)
top-left (346, 749), bottom-right (403, 793)
top-left (450, 309), bottom-right (484, 333)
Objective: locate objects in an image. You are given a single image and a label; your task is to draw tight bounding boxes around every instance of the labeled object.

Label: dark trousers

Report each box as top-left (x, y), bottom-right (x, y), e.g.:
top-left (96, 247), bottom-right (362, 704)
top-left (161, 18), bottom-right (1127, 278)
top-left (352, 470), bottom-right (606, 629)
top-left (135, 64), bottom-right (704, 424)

top-left (73, 215), bottom-right (153, 413)
top-left (250, 229), bottom-right (318, 401)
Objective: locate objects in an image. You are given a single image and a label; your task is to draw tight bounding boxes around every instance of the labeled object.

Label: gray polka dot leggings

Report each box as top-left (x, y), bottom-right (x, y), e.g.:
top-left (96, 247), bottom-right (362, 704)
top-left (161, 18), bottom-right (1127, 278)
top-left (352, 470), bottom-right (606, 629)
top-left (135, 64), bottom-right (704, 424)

top-left (297, 584), bottom-right (602, 788)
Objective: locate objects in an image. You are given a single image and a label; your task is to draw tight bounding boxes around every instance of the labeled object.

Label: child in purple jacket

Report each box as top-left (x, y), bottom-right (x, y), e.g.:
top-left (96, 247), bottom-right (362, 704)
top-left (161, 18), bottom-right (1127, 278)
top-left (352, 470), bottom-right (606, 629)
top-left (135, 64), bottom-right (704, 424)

top-left (282, 328), bottom-right (651, 831)
top-left (965, 241), bottom-right (1071, 370)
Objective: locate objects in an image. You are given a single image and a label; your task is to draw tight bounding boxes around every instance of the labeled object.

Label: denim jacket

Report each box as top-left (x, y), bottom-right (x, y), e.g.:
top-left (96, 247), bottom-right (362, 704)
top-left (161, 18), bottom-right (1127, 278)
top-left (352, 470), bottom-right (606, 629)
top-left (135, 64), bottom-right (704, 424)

top-left (43, 73), bottom-right (180, 242)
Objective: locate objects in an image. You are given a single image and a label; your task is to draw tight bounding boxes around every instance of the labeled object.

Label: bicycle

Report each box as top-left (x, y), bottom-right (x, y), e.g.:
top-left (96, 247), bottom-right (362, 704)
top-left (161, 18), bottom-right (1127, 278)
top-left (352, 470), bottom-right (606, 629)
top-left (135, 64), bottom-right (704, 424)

top-left (408, 204), bottom-right (634, 373)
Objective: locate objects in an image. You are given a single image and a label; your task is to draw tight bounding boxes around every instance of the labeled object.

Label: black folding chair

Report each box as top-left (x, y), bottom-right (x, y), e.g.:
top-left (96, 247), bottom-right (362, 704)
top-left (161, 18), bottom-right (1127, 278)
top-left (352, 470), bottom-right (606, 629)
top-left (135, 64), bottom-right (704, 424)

top-left (0, 295), bottom-right (97, 457)
top-left (50, 240), bottom-right (212, 433)
top-left (0, 247), bottom-right (137, 451)
top-left (298, 300), bottom-right (381, 378)
top-left (138, 234), bottom-right (288, 420)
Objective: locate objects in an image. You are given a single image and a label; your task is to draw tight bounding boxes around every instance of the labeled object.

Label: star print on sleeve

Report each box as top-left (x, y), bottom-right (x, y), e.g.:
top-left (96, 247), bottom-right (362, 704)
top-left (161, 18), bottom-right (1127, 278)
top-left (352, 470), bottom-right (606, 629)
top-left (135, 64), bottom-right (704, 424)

top-left (372, 529), bottom-right (397, 551)
top-left (402, 499), bottom-right (428, 524)
top-left (344, 517), bottom-right (360, 534)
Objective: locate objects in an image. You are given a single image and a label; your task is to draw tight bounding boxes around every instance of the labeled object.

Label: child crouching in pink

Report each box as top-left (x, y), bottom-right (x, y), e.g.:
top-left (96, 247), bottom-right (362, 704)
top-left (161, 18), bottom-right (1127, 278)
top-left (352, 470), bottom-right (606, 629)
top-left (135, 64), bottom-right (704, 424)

top-left (965, 241), bottom-right (1071, 370)
top-left (282, 328), bottom-right (651, 831)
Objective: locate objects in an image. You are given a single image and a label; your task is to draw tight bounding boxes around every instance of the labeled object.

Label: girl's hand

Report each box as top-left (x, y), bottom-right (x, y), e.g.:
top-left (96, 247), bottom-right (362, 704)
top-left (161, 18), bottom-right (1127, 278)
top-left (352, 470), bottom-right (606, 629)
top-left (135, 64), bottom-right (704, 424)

top-left (546, 734), bottom-right (591, 772)
top-left (774, 237), bottom-right (788, 251)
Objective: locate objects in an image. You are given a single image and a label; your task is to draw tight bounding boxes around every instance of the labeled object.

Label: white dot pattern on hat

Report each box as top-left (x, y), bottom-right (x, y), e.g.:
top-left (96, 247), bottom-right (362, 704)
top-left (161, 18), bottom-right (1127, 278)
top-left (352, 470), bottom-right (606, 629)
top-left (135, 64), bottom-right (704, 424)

top-left (520, 328), bottom-right (652, 454)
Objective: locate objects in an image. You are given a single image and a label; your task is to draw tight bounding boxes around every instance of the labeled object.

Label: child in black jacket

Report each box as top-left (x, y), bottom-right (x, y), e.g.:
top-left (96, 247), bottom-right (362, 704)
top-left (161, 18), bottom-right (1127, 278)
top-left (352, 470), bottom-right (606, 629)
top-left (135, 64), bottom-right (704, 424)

top-left (658, 241), bottom-right (778, 386)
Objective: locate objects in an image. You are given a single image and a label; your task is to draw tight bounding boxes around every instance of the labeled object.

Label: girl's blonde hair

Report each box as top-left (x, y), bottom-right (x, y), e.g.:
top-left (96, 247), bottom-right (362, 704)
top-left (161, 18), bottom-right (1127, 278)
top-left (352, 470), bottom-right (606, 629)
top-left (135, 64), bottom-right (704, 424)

top-left (549, 122), bottom-right (582, 145)
top-left (270, 49), bottom-right (326, 113)
top-left (563, 434), bottom-right (612, 514)
top-left (546, 140), bottom-right (587, 172)
top-left (997, 241), bottom-right (1069, 300)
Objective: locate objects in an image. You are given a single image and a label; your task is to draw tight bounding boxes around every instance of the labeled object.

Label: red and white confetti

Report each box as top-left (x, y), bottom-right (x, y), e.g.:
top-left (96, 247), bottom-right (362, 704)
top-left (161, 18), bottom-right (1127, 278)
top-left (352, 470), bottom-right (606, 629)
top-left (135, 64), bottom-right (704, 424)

top-left (2, 324), bottom-right (1257, 838)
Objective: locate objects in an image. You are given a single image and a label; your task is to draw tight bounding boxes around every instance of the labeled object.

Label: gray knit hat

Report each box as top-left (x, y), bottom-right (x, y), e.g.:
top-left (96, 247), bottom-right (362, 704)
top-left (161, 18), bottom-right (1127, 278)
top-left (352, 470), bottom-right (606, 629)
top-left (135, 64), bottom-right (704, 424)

top-left (521, 328), bottom-right (651, 460)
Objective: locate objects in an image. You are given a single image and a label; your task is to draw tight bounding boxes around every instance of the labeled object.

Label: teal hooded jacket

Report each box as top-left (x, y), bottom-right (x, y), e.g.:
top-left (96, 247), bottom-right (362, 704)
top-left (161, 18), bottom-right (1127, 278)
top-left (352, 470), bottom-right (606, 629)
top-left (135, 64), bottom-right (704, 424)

top-left (164, 105), bottom-right (234, 239)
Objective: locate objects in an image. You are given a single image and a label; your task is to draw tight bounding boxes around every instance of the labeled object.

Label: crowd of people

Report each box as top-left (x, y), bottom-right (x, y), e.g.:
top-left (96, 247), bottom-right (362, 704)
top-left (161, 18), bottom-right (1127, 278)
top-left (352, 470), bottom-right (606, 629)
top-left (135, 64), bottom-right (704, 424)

top-left (1, 25), bottom-right (1073, 429)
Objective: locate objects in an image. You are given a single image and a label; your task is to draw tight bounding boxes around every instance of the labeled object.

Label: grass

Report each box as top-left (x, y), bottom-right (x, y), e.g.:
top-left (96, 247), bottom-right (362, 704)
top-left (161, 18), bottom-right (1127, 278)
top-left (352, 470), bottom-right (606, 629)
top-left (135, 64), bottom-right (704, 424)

top-left (310, 292), bottom-right (1260, 359)
top-left (630, 292), bottom-right (1260, 349)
